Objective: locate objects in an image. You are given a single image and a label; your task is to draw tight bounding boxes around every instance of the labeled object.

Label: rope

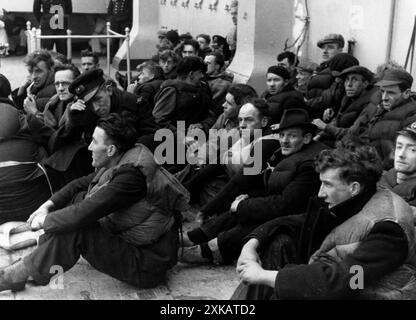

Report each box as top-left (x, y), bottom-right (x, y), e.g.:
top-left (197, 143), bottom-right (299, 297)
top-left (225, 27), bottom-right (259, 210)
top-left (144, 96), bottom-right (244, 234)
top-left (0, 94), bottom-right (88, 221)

top-left (284, 0), bottom-right (310, 55)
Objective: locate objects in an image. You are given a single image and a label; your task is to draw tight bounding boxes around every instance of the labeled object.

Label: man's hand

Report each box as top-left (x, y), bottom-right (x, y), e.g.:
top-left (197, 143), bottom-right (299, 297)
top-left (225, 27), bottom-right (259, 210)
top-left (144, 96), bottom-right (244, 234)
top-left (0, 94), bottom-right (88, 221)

top-left (188, 123), bottom-right (204, 132)
top-left (30, 211), bottom-right (47, 231)
top-left (27, 200), bottom-right (54, 228)
top-left (69, 99), bottom-right (87, 112)
top-left (237, 260), bottom-right (278, 287)
top-left (23, 95), bottom-right (38, 115)
top-left (230, 194), bottom-right (249, 212)
top-left (322, 108), bottom-right (334, 122)
top-left (312, 119), bottom-right (328, 131)
top-left (237, 239), bottom-right (260, 269)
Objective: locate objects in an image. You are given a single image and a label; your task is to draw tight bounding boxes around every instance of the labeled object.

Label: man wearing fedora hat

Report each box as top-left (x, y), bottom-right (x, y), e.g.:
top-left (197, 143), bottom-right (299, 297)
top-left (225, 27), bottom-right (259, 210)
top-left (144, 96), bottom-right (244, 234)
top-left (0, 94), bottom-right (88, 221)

top-left (313, 65), bottom-right (379, 146)
top-left (180, 108), bottom-right (327, 265)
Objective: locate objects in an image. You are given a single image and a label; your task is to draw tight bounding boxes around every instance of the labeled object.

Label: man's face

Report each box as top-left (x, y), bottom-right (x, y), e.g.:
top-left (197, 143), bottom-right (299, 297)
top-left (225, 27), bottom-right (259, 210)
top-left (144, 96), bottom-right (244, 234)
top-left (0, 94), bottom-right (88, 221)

top-left (223, 93), bottom-right (238, 119)
top-left (238, 103), bottom-right (265, 139)
top-left (159, 58), bottom-right (176, 75)
top-left (266, 73), bottom-right (287, 95)
top-left (197, 37), bottom-right (209, 50)
top-left (30, 60), bottom-right (50, 89)
top-left (182, 44), bottom-right (197, 57)
top-left (230, 7), bottom-right (238, 25)
top-left (380, 84), bottom-right (408, 111)
top-left (321, 43), bottom-right (342, 62)
top-left (318, 168), bottom-right (354, 209)
top-left (138, 68), bottom-right (154, 84)
top-left (394, 135), bottom-right (416, 175)
top-left (81, 57), bottom-right (99, 73)
top-left (204, 55), bottom-right (218, 76)
top-left (89, 88), bottom-right (112, 118)
top-left (88, 127), bottom-right (112, 169)
top-left (296, 70), bottom-right (313, 89)
top-left (55, 70), bottom-right (75, 102)
top-left (278, 127), bottom-right (308, 156)
top-left (344, 73), bottom-right (368, 98)
top-left (278, 58), bottom-right (293, 71)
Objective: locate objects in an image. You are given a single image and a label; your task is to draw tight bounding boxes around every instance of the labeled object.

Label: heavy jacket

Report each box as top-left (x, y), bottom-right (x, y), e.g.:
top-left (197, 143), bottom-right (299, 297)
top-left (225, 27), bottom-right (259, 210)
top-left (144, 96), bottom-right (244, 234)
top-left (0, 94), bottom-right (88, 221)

top-left (262, 86), bottom-right (306, 124)
top-left (42, 94), bottom-right (72, 129)
top-left (251, 188), bottom-right (416, 300)
top-left (379, 169), bottom-right (416, 207)
top-left (236, 141), bottom-right (328, 225)
top-left (132, 77), bottom-right (164, 112)
top-left (361, 98), bottom-right (416, 169)
top-left (153, 79), bottom-right (212, 132)
top-left (43, 144), bottom-right (190, 272)
top-left (206, 72), bottom-right (233, 116)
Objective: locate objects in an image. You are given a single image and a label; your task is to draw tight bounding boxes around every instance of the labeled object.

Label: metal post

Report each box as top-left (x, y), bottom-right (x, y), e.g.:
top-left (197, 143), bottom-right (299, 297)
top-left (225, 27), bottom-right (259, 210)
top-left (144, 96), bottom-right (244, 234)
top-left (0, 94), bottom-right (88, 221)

top-left (67, 29), bottom-right (72, 62)
top-left (32, 28), bottom-right (38, 51)
top-left (125, 27), bottom-right (131, 86)
top-left (107, 22), bottom-right (111, 75)
top-left (26, 21), bottom-right (32, 53)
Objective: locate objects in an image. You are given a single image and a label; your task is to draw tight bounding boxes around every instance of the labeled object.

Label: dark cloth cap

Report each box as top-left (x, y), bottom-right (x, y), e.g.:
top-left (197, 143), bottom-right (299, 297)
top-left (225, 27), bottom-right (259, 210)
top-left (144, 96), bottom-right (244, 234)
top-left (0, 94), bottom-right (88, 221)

top-left (340, 65), bottom-right (374, 82)
top-left (375, 69), bottom-right (414, 89)
top-left (398, 122), bottom-right (416, 142)
top-left (166, 30), bottom-right (180, 45)
top-left (274, 108), bottom-right (317, 134)
top-left (317, 34), bottom-right (345, 49)
top-left (267, 65), bottom-right (290, 80)
top-left (212, 35), bottom-right (226, 45)
top-left (68, 69), bottom-right (105, 102)
top-left (328, 53), bottom-right (359, 73)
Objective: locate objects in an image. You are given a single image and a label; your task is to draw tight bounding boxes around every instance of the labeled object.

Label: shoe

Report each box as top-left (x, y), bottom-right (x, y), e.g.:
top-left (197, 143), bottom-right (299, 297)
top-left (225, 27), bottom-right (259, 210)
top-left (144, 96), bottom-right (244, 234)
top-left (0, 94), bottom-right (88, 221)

top-left (179, 244), bottom-right (213, 264)
top-left (0, 259), bottom-right (28, 292)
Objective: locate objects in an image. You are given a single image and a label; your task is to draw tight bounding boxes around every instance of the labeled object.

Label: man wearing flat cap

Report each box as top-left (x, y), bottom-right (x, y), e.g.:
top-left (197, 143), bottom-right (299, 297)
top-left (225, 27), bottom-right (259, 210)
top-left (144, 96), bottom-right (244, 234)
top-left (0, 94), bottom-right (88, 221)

top-left (47, 69), bottom-right (160, 187)
top-left (313, 65), bottom-right (379, 146)
top-left (295, 60), bottom-right (319, 96)
top-left (180, 108), bottom-right (327, 265)
top-left (317, 33), bottom-right (345, 65)
top-left (343, 68), bottom-right (416, 170)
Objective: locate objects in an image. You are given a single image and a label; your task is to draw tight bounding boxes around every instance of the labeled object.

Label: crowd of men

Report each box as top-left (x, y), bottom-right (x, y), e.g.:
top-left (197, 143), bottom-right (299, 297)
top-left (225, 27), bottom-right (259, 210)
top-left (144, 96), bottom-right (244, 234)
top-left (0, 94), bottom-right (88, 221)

top-left (0, 26), bottom-right (416, 300)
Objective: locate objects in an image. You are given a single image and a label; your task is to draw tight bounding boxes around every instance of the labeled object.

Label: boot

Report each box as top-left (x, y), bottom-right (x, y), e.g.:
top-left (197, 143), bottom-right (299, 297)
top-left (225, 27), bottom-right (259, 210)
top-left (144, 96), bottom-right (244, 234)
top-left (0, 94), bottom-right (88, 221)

top-left (0, 259), bottom-right (29, 292)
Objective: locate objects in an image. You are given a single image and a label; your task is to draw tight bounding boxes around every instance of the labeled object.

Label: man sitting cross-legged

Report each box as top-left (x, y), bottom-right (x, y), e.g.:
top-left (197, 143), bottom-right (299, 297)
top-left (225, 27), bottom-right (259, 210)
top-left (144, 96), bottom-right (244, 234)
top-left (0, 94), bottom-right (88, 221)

top-left (0, 113), bottom-right (189, 292)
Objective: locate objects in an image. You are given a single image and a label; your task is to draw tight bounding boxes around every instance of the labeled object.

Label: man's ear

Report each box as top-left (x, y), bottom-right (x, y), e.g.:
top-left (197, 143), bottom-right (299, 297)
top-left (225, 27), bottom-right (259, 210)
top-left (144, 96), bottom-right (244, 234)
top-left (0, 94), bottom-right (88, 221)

top-left (403, 88), bottom-right (412, 100)
top-left (350, 181), bottom-right (361, 197)
top-left (105, 84), bottom-right (114, 96)
top-left (107, 144), bottom-right (117, 157)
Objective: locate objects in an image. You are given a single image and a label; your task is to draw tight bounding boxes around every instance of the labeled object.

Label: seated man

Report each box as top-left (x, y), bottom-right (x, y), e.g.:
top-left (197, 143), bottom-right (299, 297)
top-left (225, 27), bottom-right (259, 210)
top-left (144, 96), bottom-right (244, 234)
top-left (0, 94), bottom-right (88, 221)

top-left (379, 122), bottom-right (416, 207)
top-left (261, 66), bottom-right (306, 124)
top-left (236, 144), bottom-right (416, 300)
top-left (295, 60), bottom-right (318, 96)
top-left (80, 50), bottom-right (100, 74)
top-left (313, 65), bottom-right (378, 146)
top-left (0, 113), bottom-right (188, 292)
top-left (182, 109), bottom-right (327, 265)
top-left (12, 50), bottom-right (56, 112)
top-left (204, 52), bottom-right (233, 116)
top-left (277, 51), bottom-right (298, 88)
top-left (346, 69), bottom-right (416, 170)
top-left (158, 49), bottom-right (181, 80)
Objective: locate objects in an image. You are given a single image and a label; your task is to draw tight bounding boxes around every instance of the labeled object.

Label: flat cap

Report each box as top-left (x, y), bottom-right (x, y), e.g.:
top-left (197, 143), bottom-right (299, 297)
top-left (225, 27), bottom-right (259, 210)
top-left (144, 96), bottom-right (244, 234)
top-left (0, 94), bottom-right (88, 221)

top-left (317, 34), bottom-right (345, 49)
top-left (375, 69), bottom-right (413, 89)
top-left (68, 69), bottom-right (105, 103)
top-left (339, 66), bottom-right (374, 82)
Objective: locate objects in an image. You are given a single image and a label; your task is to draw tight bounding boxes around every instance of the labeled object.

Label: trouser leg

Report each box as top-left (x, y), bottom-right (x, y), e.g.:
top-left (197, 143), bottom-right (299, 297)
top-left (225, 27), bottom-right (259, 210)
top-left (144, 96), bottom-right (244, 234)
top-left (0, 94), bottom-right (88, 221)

top-left (23, 223), bottom-right (162, 288)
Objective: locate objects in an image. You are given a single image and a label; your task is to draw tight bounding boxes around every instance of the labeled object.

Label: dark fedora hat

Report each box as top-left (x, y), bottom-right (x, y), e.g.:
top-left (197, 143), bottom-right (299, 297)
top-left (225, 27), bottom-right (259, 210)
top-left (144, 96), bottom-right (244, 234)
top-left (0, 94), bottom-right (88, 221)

top-left (274, 108), bottom-right (317, 135)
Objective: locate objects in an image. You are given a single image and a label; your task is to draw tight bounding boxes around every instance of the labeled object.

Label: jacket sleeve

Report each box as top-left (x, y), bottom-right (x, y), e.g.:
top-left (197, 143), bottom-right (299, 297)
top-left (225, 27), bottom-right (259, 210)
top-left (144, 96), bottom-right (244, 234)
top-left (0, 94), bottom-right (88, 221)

top-left (274, 221), bottom-right (408, 299)
top-left (236, 161), bottom-right (318, 225)
top-left (44, 165), bottom-right (147, 234)
top-left (49, 172), bottom-right (96, 209)
top-left (152, 86), bottom-right (178, 133)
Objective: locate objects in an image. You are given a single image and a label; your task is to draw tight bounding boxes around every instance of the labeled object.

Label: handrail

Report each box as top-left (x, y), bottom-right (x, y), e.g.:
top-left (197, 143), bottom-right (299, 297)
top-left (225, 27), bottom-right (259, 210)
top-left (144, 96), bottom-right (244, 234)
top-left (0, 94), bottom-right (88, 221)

top-left (25, 21), bottom-right (132, 85)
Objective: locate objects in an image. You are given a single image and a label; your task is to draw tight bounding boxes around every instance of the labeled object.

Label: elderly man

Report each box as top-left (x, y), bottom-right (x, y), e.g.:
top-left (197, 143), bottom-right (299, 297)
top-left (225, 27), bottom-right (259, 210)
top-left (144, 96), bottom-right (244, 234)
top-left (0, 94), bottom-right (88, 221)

top-left (313, 65), bottom-right (378, 146)
top-left (379, 122), bottom-right (416, 207)
top-left (12, 50), bottom-right (56, 113)
top-left (182, 109), bottom-right (327, 265)
top-left (236, 144), bottom-right (416, 300)
top-left (295, 60), bottom-right (318, 96)
top-left (0, 113), bottom-right (188, 292)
